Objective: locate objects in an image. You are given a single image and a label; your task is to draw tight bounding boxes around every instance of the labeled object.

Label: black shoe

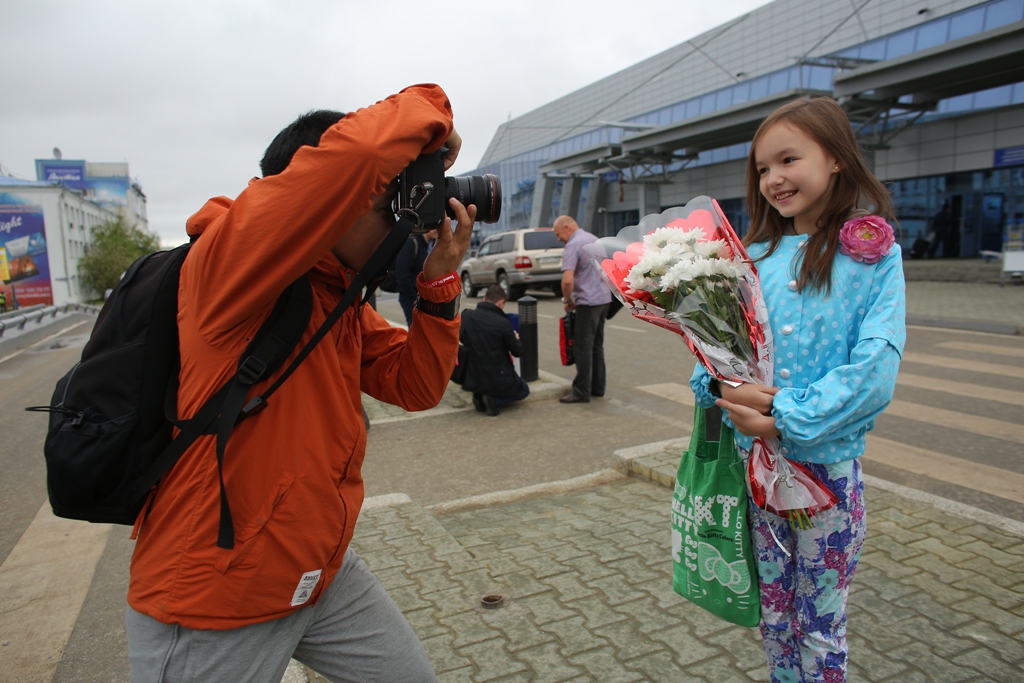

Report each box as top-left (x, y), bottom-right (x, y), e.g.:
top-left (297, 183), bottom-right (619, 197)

top-left (483, 395), bottom-right (500, 416)
top-left (592, 392), bottom-right (605, 398)
top-left (559, 392), bottom-right (590, 404)
top-left (472, 393), bottom-right (486, 413)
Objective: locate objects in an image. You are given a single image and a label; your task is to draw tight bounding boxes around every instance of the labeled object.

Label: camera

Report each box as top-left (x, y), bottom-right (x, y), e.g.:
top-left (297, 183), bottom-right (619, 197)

top-left (395, 147), bottom-right (501, 232)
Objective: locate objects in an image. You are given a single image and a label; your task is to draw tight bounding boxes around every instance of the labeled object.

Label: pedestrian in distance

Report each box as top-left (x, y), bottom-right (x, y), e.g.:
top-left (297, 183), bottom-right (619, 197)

top-left (458, 284), bottom-right (529, 416)
top-left (691, 96), bottom-right (905, 683)
top-left (927, 200), bottom-right (952, 258)
top-left (553, 215), bottom-right (612, 403)
top-left (125, 84), bottom-right (475, 683)
top-left (0, 288), bottom-right (7, 313)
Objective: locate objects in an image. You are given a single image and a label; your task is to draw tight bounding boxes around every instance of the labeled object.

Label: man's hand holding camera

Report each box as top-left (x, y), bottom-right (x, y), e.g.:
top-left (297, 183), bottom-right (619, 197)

top-left (423, 198), bottom-right (476, 281)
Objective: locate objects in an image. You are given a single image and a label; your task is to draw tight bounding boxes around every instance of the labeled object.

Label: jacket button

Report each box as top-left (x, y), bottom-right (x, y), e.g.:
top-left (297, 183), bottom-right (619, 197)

top-left (781, 324), bottom-right (794, 335)
top-left (778, 368), bottom-right (791, 379)
top-left (787, 280), bottom-right (798, 291)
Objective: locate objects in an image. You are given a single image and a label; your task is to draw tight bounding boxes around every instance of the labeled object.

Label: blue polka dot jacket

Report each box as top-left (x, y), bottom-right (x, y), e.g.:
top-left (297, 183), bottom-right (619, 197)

top-left (691, 232), bottom-right (906, 464)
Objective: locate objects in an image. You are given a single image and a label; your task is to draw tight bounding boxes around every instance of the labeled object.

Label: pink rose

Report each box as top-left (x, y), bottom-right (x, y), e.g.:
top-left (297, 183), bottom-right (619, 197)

top-left (839, 215), bottom-right (895, 265)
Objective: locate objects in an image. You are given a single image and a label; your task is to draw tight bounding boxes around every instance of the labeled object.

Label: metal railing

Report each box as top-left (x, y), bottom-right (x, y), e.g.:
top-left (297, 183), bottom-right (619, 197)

top-left (0, 302), bottom-right (100, 337)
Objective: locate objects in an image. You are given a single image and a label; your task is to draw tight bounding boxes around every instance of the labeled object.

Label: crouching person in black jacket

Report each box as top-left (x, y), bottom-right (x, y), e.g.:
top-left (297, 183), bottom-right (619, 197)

top-left (459, 285), bottom-right (530, 416)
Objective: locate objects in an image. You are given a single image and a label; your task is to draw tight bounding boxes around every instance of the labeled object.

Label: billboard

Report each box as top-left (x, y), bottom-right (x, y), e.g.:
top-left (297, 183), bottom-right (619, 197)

top-left (35, 159), bottom-right (129, 208)
top-left (1, 201), bottom-right (53, 307)
top-left (38, 160), bottom-right (85, 183)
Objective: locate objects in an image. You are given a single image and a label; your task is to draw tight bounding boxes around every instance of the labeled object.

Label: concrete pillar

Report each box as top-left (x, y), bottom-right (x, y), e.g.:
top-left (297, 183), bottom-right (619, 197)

top-left (580, 177), bottom-right (607, 234)
top-left (639, 182), bottom-right (661, 218)
top-left (559, 176), bottom-right (582, 220)
top-left (529, 175), bottom-right (555, 227)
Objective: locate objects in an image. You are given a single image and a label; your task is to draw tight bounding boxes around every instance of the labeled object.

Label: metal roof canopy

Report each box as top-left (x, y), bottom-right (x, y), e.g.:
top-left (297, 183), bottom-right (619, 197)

top-left (539, 143), bottom-right (622, 174)
top-left (539, 88), bottom-right (831, 178)
top-left (538, 21), bottom-right (1024, 178)
top-left (834, 20), bottom-right (1024, 107)
top-left (620, 88), bottom-right (832, 157)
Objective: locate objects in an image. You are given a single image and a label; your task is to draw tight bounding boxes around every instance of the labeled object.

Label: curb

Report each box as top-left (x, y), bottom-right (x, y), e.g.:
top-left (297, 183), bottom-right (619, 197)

top-left (424, 469), bottom-right (626, 515)
top-left (366, 369), bottom-right (571, 425)
top-left (612, 439), bottom-right (1024, 540)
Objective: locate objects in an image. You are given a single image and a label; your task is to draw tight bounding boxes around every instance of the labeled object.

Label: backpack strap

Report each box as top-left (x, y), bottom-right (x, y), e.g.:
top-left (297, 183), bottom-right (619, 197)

top-left (141, 215), bottom-right (416, 549)
top-left (138, 276), bottom-right (313, 532)
top-left (239, 215), bottom-right (414, 419)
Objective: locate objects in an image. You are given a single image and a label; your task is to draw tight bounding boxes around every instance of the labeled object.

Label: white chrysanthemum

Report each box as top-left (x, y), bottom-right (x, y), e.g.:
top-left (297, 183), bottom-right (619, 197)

top-left (658, 242), bottom-right (695, 265)
top-left (627, 225), bottom-right (746, 294)
top-left (643, 226), bottom-right (705, 250)
top-left (710, 258), bottom-right (745, 279)
top-left (660, 259), bottom-right (702, 290)
top-left (694, 239), bottom-right (729, 259)
top-left (624, 268), bottom-right (658, 292)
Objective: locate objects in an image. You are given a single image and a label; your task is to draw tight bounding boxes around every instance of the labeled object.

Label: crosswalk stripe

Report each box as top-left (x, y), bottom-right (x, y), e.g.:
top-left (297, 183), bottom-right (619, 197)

top-left (902, 352), bottom-right (1024, 379)
top-left (884, 400), bottom-right (1024, 444)
top-left (938, 341), bottom-right (1024, 358)
top-left (864, 435), bottom-right (1024, 504)
top-left (0, 502), bottom-right (111, 681)
top-left (897, 372), bottom-right (1024, 406)
top-left (636, 381), bottom-right (1024, 504)
top-left (607, 324), bottom-right (646, 333)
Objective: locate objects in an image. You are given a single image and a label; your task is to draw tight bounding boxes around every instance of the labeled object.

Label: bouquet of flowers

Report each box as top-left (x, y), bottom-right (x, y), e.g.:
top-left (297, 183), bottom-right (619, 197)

top-left (584, 196), bottom-right (837, 529)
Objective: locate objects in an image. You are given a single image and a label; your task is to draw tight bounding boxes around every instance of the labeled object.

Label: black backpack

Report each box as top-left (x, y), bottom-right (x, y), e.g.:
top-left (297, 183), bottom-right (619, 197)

top-left (28, 217), bottom-right (415, 548)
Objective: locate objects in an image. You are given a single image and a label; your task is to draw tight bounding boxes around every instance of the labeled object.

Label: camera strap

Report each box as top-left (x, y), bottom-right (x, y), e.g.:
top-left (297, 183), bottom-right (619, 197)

top-left (240, 214), bottom-right (415, 418)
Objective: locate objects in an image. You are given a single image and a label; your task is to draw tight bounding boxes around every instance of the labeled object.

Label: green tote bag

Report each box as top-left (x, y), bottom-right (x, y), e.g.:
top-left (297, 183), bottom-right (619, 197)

top-left (671, 405), bottom-right (760, 627)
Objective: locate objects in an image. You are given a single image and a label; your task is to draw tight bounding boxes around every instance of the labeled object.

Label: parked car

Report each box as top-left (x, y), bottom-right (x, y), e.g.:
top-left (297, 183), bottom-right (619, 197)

top-left (460, 228), bottom-right (563, 300)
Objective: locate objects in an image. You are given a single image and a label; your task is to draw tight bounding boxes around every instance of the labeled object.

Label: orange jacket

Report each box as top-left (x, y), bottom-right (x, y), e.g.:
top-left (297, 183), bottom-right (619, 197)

top-left (128, 85), bottom-right (460, 629)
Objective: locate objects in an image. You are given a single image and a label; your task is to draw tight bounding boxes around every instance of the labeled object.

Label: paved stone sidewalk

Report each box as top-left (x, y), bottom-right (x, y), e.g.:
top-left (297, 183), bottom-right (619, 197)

top-left (340, 442), bottom-right (1024, 683)
top-left (361, 370), bottom-right (571, 424)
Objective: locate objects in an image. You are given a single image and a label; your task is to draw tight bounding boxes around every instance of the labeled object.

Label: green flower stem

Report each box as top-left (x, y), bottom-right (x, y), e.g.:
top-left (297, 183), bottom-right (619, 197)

top-left (656, 277), bottom-right (754, 365)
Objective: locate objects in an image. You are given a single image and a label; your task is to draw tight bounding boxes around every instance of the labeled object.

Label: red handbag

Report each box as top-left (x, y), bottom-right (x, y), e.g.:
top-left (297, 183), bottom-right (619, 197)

top-left (559, 312), bottom-right (575, 366)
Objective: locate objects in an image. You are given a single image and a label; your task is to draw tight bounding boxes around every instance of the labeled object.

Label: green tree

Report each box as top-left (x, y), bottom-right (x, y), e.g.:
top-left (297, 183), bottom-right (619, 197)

top-left (78, 216), bottom-right (162, 296)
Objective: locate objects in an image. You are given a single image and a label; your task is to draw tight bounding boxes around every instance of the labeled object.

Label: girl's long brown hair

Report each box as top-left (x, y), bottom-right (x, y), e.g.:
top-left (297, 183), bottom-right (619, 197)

top-left (744, 96), bottom-right (895, 294)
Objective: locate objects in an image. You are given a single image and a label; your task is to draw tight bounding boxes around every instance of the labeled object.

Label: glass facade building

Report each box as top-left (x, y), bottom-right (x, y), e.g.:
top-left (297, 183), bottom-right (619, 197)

top-left (468, 0), bottom-right (1024, 257)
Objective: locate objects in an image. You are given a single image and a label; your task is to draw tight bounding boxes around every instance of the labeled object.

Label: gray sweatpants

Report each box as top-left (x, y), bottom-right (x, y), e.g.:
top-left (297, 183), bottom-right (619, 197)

top-left (126, 548), bottom-right (436, 683)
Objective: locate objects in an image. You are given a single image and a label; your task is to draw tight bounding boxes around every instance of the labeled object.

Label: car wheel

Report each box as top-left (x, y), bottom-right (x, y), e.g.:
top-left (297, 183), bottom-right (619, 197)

top-left (497, 272), bottom-right (512, 299)
top-left (462, 272), bottom-right (478, 297)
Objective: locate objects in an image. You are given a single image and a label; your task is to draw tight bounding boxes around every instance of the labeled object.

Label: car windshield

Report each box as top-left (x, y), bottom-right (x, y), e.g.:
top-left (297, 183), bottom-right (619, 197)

top-left (523, 231), bottom-right (562, 251)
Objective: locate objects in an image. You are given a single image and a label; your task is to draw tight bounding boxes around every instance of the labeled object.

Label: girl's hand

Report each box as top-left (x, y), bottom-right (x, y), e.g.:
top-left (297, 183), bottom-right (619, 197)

top-left (716, 398), bottom-right (781, 438)
top-left (719, 382), bottom-right (779, 415)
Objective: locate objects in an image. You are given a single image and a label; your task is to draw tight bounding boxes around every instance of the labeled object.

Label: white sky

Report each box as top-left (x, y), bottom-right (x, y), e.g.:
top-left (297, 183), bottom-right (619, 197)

top-left (0, 0), bottom-right (772, 247)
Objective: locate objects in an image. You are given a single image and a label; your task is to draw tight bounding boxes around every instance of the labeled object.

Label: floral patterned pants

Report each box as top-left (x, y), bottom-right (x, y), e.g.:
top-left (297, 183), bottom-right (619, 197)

top-left (747, 457), bottom-right (866, 683)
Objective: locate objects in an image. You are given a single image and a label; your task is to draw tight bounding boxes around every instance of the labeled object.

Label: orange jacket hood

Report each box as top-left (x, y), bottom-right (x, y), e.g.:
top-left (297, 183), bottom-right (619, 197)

top-left (186, 188), bottom-right (351, 287)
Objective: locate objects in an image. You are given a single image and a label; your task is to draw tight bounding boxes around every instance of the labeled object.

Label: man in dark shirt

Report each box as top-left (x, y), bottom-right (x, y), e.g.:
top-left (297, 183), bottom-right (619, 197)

top-left (458, 285), bottom-right (529, 416)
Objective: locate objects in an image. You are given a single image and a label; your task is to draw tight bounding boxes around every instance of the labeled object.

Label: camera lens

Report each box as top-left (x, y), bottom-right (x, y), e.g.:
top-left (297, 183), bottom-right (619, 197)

top-left (445, 174), bottom-right (502, 224)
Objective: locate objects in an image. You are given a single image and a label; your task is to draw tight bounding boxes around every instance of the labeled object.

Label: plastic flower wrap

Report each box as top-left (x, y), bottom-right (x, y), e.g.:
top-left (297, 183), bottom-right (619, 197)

top-left (584, 196), bottom-right (836, 529)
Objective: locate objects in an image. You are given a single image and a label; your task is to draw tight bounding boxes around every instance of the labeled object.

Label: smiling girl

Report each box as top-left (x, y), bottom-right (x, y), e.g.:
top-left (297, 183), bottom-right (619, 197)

top-left (690, 96), bottom-right (905, 682)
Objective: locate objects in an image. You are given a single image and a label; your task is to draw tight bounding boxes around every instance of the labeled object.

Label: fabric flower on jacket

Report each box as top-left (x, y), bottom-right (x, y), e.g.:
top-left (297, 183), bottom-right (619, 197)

top-left (838, 215), bottom-right (895, 264)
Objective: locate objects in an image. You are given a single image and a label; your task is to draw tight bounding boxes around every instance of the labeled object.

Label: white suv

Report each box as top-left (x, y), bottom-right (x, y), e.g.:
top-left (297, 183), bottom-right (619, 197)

top-left (460, 228), bottom-right (563, 300)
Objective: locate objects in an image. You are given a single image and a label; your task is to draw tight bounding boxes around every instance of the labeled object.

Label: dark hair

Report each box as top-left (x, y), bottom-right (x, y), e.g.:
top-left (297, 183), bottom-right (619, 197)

top-left (744, 96), bottom-right (895, 294)
top-left (260, 109), bottom-right (346, 177)
top-left (484, 285), bottom-right (506, 303)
